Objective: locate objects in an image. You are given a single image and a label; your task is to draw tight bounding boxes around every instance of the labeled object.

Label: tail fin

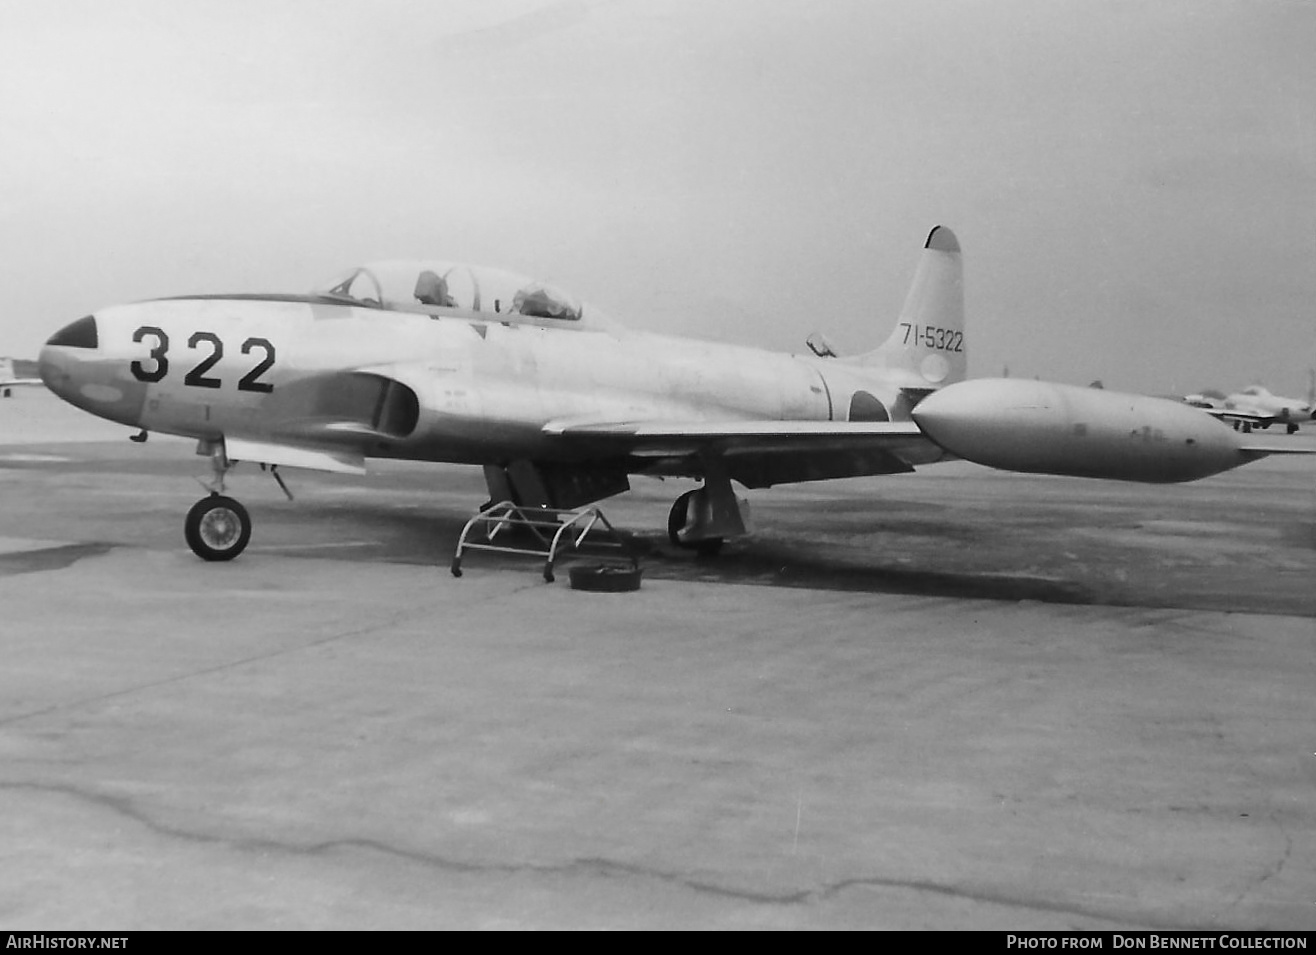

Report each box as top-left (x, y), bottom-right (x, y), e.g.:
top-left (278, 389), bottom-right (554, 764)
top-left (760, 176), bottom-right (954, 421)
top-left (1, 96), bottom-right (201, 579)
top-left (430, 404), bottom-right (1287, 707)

top-left (854, 226), bottom-right (965, 386)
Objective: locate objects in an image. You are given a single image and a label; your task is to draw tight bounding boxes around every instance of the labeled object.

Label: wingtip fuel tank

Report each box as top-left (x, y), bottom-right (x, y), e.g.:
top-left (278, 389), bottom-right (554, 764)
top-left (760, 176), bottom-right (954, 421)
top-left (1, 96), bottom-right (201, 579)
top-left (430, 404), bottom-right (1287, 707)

top-left (911, 378), bottom-right (1262, 483)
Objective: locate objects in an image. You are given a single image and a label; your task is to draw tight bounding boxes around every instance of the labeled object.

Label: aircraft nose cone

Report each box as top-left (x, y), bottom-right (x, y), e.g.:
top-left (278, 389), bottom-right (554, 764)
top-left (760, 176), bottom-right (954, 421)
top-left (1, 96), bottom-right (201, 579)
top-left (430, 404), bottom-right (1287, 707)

top-left (40, 315), bottom-right (99, 395)
top-left (38, 313), bottom-right (149, 430)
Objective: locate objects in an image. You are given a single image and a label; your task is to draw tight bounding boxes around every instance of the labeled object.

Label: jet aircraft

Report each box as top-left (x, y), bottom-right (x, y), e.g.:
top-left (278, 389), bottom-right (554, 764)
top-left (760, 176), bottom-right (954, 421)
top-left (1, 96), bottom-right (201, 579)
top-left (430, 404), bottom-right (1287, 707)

top-left (1183, 385), bottom-right (1314, 434)
top-left (0, 357), bottom-right (43, 397)
top-left (38, 227), bottom-right (1311, 562)
top-left (1219, 385), bottom-right (1314, 432)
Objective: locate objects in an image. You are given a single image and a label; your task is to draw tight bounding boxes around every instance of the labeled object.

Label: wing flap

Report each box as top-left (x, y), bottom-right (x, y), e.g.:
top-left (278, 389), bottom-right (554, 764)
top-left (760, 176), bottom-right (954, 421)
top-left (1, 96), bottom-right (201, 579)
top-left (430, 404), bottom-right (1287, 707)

top-left (544, 417), bottom-right (932, 455)
top-left (543, 418), bottom-right (926, 439)
top-left (544, 417), bottom-right (946, 486)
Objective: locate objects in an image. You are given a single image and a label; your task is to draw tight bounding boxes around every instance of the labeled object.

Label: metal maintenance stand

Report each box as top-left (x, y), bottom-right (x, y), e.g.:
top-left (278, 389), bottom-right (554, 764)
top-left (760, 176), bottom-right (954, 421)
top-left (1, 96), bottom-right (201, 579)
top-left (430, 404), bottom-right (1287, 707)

top-left (450, 501), bottom-right (640, 583)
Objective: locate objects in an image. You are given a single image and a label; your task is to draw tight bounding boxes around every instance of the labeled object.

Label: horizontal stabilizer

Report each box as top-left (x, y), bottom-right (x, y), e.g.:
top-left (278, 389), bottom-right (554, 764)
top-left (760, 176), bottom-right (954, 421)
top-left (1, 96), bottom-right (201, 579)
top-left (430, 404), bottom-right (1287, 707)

top-left (224, 436), bottom-right (366, 474)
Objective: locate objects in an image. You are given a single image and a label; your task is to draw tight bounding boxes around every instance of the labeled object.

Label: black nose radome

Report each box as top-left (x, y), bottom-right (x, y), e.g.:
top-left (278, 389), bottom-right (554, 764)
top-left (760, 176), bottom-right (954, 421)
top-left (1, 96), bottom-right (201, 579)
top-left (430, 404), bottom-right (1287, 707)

top-left (46, 315), bottom-right (99, 349)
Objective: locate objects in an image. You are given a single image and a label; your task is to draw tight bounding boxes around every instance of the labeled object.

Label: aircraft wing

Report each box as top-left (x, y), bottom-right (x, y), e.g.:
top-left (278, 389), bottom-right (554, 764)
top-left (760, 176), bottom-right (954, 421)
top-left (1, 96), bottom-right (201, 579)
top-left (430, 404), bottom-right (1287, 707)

top-left (1202, 408), bottom-right (1275, 425)
top-left (0, 357), bottom-right (41, 389)
top-left (544, 418), bottom-right (945, 487)
top-left (1236, 442), bottom-right (1316, 459)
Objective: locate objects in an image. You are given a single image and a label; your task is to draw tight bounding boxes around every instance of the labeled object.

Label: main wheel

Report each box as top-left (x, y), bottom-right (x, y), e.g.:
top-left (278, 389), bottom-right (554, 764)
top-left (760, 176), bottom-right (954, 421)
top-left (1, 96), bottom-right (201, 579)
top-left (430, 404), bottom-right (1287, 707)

top-left (185, 494), bottom-right (252, 561)
top-left (667, 490), bottom-right (696, 547)
top-left (666, 489), bottom-right (724, 557)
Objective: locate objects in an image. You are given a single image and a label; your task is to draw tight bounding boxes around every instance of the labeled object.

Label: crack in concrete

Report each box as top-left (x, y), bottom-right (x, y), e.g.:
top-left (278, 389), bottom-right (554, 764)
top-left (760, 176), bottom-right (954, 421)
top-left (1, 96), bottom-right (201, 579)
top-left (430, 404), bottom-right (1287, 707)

top-left (1201, 707), bottom-right (1301, 915)
top-left (0, 582), bottom-right (534, 729)
top-left (1231, 811), bottom-right (1295, 910)
top-left (1259, 815), bottom-right (1295, 887)
top-left (0, 611), bottom-right (412, 729)
top-left (0, 779), bottom-right (1187, 928)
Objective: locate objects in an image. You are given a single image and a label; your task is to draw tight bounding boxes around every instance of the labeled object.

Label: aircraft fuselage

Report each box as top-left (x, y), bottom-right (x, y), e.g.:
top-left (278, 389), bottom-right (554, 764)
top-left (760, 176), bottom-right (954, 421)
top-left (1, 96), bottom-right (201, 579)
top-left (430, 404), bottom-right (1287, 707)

top-left (41, 296), bottom-right (905, 469)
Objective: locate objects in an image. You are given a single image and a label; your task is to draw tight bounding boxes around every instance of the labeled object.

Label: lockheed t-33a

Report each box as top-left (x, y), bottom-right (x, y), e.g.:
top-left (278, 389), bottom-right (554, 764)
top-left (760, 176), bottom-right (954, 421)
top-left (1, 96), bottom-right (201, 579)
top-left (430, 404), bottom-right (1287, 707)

top-left (38, 227), bottom-right (1309, 562)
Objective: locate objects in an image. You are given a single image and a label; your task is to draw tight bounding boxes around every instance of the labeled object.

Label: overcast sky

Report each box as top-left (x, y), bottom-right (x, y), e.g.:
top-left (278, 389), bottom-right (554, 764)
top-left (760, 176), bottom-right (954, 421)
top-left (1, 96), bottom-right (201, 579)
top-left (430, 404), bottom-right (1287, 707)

top-left (2, 0), bottom-right (1312, 395)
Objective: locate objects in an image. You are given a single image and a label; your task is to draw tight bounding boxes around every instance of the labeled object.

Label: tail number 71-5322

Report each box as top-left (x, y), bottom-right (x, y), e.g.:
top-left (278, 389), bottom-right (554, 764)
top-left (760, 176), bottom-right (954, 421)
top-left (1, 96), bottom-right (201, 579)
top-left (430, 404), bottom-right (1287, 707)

top-left (130, 326), bottom-right (276, 393)
top-left (899, 323), bottom-right (963, 352)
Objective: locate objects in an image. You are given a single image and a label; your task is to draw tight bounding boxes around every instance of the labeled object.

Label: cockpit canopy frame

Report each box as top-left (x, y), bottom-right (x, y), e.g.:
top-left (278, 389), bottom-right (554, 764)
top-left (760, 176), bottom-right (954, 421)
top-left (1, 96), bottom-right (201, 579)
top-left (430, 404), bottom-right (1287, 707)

top-left (316, 260), bottom-right (596, 325)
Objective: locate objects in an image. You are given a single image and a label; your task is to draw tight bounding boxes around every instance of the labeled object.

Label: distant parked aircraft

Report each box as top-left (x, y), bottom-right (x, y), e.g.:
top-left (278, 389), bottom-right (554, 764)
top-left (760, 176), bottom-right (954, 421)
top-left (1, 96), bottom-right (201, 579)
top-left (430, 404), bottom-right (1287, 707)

top-left (0, 358), bottom-right (42, 398)
top-left (1183, 385), bottom-right (1314, 434)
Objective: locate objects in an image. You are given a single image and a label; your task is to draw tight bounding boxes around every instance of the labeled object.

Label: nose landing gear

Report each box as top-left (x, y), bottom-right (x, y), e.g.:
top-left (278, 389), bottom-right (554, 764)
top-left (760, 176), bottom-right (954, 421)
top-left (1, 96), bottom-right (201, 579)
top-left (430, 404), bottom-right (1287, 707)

top-left (185, 439), bottom-right (253, 561)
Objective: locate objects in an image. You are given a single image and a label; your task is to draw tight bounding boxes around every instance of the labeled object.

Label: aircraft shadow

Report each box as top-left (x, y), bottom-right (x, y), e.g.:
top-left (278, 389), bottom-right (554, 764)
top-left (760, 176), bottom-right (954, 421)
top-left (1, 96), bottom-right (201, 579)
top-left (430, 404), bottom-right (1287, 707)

top-left (258, 500), bottom-right (1097, 606)
top-left (633, 535), bottom-right (1096, 605)
top-left (244, 494), bottom-right (1314, 615)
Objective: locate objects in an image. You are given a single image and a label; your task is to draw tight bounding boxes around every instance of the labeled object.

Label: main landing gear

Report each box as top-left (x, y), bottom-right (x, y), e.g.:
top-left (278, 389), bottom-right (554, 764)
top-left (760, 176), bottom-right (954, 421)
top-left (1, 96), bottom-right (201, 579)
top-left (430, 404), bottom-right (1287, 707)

top-left (184, 440), bottom-right (253, 561)
top-left (667, 489), bottom-right (725, 557)
top-left (665, 466), bottom-right (751, 557)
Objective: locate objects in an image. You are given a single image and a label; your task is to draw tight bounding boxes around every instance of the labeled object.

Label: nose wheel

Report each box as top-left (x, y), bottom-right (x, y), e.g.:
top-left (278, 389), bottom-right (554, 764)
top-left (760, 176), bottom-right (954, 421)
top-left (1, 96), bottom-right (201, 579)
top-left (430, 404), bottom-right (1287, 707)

top-left (185, 494), bottom-right (252, 561)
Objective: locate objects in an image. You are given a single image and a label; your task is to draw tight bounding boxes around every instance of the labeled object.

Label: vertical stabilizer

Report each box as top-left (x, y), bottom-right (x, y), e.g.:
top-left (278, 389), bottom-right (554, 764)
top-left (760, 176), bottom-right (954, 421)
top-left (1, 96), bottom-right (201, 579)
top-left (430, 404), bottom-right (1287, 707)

top-left (855, 226), bottom-right (966, 386)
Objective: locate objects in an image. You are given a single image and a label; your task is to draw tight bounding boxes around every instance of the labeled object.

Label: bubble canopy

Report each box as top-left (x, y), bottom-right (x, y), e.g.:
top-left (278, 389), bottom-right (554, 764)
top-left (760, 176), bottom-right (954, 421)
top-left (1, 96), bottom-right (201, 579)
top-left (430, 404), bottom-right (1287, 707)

top-left (315, 260), bottom-right (597, 324)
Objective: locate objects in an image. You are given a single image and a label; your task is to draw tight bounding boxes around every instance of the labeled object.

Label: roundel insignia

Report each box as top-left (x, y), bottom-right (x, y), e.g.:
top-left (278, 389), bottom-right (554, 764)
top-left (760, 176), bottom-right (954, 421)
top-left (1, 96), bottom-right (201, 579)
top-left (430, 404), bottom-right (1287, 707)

top-left (847, 391), bottom-right (890, 422)
top-left (920, 353), bottom-right (951, 383)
